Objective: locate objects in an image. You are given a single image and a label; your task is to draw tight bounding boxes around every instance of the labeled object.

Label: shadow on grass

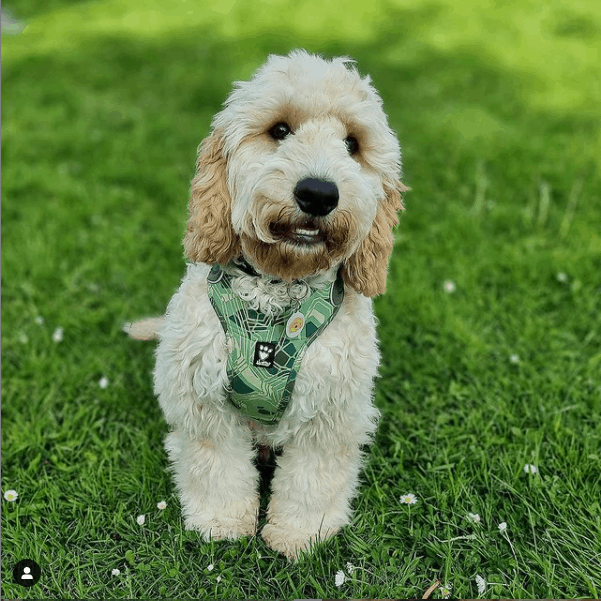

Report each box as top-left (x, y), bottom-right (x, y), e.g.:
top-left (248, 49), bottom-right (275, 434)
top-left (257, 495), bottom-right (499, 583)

top-left (4, 3), bottom-right (598, 197)
top-left (3, 3), bottom-right (599, 404)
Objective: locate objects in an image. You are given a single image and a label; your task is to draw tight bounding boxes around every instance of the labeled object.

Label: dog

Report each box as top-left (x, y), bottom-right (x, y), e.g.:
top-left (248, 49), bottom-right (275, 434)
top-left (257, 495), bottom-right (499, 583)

top-left (125, 50), bottom-right (407, 559)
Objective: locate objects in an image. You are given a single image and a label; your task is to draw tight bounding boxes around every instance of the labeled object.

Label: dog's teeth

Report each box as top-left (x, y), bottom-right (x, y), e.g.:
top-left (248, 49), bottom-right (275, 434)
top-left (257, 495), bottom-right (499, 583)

top-left (295, 228), bottom-right (319, 236)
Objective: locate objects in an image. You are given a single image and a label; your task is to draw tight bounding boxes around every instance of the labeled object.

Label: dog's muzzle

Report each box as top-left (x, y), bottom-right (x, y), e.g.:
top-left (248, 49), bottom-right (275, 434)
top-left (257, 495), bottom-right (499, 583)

top-left (294, 177), bottom-right (339, 217)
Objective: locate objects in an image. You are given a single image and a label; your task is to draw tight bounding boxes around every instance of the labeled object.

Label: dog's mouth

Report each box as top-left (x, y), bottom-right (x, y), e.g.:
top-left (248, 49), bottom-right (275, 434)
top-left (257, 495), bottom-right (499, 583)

top-left (244, 211), bottom-right (354, 280)
top-left (270, 222), bottom-right (327, 246)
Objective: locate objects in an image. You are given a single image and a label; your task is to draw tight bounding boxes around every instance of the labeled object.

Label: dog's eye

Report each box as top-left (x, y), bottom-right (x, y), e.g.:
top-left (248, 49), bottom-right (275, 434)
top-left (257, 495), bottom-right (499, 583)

top-left (345, 136), bottom-right (359, 155)
top-left (269, 122), bottom-right (292, 141)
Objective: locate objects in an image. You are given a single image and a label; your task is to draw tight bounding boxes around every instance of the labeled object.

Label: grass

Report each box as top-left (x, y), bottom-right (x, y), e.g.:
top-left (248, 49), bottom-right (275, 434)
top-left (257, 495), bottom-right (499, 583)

top-left (2, 0), bottom-right (600, 598)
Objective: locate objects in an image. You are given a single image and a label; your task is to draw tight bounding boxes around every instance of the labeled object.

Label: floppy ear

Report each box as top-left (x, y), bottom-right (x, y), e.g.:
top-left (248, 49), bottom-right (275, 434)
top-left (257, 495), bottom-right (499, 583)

top-left (342, 179), bottom-right (408, 297)
top-left (183, 132), bottom-right (241, 265)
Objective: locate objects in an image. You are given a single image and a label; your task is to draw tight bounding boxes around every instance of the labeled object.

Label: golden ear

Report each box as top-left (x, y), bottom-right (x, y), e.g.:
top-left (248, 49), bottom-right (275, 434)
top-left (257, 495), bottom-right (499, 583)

top-left (183, 132), bottom-right (241, 265)
top-left (342, 179), bottom-right (408, 297)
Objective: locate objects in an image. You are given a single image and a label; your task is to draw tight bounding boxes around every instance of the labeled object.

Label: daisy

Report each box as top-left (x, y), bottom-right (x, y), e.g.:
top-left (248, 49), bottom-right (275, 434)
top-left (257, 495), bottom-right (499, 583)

top-left (111, 568), bottom-right (121, 576)
top-left (400, 493), bottom-right (418, 505)
top-left (467, 512), bottom-right (481, 523)
top-left (556, 272), bottom-right (568, 283)
top-left (35, 316), bottom-right (45, 326)
top-left (335, 570), bottom-right (346, 587)
top-left (475, 574), bottom-right (486, 595)
top-left (157, 500), bottom-right (167, 510)
top-left (498, 521), bottom-right (507, 532)
top-left (443, 280), bottom-right (456, 293)
top-left (216, 575), bottom-right (222, 584)
top-left (136, 514), bottom-right (145, 525)
top-left (98, 376), bottom-right (110, 389)
top-left (4, 489), bottom-right (18, 502)
top-left (52, 327), bottom-right (64, 343)
top-left (440, 583), bottom-right (452, 599)
top-left (207, 564), bottom-right (214, 572)
top-left (509, 354), bottom-right (520, 364)
top-left (346, 562), bottom-right (356, 573)
top-left (19, 332), bottom-right (29, 344)
top-left (523, 464), bottom-right (538, 474)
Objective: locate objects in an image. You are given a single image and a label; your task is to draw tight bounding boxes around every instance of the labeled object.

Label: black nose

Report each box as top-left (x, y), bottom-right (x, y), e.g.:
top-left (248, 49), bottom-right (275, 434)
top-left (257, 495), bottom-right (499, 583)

top-left (294, 178), bottom-right (339, 217)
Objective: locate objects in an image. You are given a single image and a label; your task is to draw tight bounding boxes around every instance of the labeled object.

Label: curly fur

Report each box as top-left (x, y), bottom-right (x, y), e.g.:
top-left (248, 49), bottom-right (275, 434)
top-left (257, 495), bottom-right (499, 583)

top-left (132, 50), bottom-right (407, 559)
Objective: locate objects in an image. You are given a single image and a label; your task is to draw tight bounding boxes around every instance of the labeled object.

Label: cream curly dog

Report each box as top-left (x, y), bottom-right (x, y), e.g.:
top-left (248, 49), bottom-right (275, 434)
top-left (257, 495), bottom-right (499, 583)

top-left (126, 50), bottom-right (407, 560)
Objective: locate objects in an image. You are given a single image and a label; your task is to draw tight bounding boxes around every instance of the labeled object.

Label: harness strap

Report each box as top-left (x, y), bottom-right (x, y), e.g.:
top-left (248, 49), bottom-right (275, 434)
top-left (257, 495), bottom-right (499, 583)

top-left (207, 263), bottom-right (344, 425)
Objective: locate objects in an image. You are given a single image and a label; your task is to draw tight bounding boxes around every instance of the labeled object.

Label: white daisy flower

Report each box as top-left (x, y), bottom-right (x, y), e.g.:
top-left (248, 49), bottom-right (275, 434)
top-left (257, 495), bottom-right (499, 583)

top-left (467, 512), bottom-right (481, 523)
top-left (216, 575), bottom-right (222, 583)
top-left (98, 376), bottom-right (110, 389)
top-left (335, 570), bottom-right (346, 587)
top-left (35, 316), bottom-right (45, 326)
top-left (509, 354), bottom-right (520, 364)
top-left (4, 489), bottom-right (18, 502)
top-left (345, 562), bottom-right (356, 573)
top-left (400, 493), bottom-right (418, 504)
top-left (523, 464), bottom-right (538, 474)
top-left (136, 514), bottom-right (145, 525)
top-left (441, 583), bottom-right (452, 599)
top-left (556, 272), bottom-right (568, 283)
top-left (157, 500), bottom-right (167, 510)
top-left (111, 568), bottom-right (121, 576)
top-left (498, 521), bottom-right (507, 531)
top-left (443, 280), bottom-right (456, 293)
top-left (207, 564), bottom-right (214, 572)
top-left (475, 574), bottom-right (486, 595)
top-left (19, 332), bottom-right (29, 344)
top-left (52, 327), bottom-right (64, 343)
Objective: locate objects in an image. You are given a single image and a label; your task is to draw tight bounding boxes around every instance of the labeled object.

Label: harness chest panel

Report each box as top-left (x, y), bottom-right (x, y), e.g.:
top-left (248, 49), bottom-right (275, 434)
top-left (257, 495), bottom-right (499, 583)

top-left (207, 264), bottom-right (344, 425)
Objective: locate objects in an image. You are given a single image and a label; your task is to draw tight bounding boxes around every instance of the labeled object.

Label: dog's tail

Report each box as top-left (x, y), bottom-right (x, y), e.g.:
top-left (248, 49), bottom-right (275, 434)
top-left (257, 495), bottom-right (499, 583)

top-left (122, 316), bottom-right (165, 341)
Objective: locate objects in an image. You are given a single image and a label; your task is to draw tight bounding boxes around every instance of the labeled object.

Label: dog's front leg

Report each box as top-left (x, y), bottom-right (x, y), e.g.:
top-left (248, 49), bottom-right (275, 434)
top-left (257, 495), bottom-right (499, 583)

top-left (164, 426), bottom-right (259, 541)
top-left (262, 420), bottom-right (365, 559)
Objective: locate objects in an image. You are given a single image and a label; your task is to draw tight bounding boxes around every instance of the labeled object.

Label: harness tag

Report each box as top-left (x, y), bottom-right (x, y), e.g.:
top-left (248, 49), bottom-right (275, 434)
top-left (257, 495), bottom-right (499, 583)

top-left (285, 311), bottom-right (305, 338)
top-left (253, 342), bottom-right (276, 368)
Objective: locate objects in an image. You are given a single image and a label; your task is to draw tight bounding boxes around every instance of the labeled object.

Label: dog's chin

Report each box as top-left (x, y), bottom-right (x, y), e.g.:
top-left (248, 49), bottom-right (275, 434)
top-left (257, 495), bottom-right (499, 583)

top-left (240, 229), bottom-right (342, 281)
top-left (238, 207), bottom-right (359, 281)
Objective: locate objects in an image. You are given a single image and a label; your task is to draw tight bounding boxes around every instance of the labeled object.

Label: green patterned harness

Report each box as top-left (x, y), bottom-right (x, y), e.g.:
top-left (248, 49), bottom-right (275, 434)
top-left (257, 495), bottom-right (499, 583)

top-left (207, 263), bottom-right (344, 425)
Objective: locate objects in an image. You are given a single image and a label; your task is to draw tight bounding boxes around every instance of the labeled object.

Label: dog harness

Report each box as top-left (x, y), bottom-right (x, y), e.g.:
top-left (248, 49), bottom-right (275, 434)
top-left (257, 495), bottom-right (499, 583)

top-left (207, 263), bottom-right (344, 425)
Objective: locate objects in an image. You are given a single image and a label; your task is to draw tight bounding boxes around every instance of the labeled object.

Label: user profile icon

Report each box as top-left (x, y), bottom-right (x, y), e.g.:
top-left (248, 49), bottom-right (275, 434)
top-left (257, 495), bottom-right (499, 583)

top-left (13, 559), bottom-right (41, 587)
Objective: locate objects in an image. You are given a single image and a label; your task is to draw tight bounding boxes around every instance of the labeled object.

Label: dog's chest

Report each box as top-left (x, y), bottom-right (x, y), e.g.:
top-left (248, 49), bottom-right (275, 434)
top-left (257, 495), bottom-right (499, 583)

top-left (177, 265), bottom-right (378, 426)
top-left (206, 265), bottom-right (345, 425)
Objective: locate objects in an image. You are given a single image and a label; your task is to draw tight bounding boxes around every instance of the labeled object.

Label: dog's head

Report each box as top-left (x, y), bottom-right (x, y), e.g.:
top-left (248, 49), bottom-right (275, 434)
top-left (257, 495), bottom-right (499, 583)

top-left (184, 50), bottom-right (407, 297)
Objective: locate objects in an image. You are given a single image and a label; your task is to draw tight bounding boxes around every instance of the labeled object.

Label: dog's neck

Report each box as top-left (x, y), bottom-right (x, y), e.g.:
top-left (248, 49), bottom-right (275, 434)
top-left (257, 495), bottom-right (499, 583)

top-left (231, 257), bottom-right (340, 288)
top-left (231, 257), bottom-right (261, 278)
top-left (223, 257), bottom-right (342, 317)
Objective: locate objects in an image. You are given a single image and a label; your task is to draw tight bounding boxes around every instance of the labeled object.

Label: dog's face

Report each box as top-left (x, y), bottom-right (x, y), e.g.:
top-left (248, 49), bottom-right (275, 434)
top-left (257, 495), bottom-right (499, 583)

top-left (184, 51), bottom-right (406, 296)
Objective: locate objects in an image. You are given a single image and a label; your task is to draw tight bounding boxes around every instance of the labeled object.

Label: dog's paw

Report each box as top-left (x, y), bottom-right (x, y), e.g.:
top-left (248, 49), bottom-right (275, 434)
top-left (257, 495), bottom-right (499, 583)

top-left (184, 497), bottom-right (259, 541)
top-left (261, 522), bottom-right (339, 560)
top-left (185, 516), bottom-right (257, 541)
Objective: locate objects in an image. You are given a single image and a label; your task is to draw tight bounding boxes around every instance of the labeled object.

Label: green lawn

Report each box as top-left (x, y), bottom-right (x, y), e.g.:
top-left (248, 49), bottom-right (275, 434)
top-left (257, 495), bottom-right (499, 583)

top-left (2, 0), bottom-right (600, 598)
